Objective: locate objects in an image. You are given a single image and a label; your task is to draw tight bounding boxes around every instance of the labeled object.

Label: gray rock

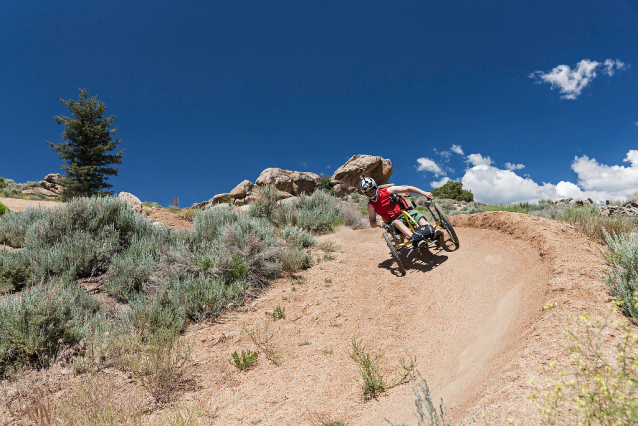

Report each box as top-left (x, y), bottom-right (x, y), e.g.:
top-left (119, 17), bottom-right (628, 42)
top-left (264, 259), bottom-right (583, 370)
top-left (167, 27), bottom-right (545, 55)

top-left (21, 187), bottom-right (57, 197)
top-left (44, 173), bottom-right (64, 184)
top-left (332, 155), bottom-right (393, 188)
top-left (230, 180), bottom-right (255, 199)
top-left (118, 192), bottom-right (143, 212)
top-left (211, 193), bottom-right (233, 205)
top-left (255, 168), bottom-right (320, 195)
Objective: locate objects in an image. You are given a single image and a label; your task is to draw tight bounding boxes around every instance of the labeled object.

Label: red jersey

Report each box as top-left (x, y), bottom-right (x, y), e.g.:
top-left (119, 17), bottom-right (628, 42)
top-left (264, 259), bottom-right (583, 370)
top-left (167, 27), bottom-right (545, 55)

top-left (368, 188), bottom-right (402, 222)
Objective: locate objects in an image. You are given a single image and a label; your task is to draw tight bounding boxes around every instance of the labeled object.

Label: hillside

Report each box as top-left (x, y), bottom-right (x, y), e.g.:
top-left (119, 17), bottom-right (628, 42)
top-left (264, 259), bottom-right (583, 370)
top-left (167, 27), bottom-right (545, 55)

top-left (0, 198), bottom-right (618, 425)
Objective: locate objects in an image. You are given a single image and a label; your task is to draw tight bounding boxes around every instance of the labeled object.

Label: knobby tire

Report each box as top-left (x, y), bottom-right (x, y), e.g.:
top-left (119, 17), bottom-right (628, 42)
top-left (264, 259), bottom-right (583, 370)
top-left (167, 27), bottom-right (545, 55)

top-left (384, 232), bottom-right (406, 276)
top-left (434, 203), bottom-right (460, 249)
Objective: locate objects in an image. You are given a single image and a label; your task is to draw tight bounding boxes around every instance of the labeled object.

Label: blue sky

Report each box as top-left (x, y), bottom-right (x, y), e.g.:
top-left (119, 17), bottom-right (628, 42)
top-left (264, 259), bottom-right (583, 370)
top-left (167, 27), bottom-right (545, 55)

top-left (1, 0), bottom-right (637, 205)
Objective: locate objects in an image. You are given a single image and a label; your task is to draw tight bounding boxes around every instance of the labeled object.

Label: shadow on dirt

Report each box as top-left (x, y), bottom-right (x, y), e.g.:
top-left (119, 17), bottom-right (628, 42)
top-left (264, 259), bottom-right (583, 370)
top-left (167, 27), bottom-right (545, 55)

top-left (379, 246), bottom-right (448, 276)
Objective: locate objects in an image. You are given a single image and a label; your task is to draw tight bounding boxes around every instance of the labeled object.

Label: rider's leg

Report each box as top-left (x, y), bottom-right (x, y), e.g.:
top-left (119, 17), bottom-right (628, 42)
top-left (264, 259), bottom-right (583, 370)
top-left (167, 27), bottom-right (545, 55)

top-left (393, 219), bottom-right (413, 239)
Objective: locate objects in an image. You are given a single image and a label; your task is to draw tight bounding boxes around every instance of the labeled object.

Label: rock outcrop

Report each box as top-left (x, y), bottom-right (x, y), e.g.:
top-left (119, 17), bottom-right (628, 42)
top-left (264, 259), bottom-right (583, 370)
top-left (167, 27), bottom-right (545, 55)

top-left (118, 192), bottom-right (143, 212)
top-left (255, 168), bottom-right (320, 195)
top-left (197, 156), bottom-right (391, 208)
top-left (599, 198), bottom-right (638, 217)
top-left (332, 155), bottom-right (393, 188)
top-left (20, 173), bottom-right (66, 198)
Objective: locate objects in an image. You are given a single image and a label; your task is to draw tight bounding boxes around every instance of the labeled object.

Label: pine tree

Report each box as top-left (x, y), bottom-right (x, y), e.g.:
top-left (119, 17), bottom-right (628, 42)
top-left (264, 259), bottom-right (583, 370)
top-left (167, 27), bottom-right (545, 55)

top-left (47, 89), bottom-right (124, 199)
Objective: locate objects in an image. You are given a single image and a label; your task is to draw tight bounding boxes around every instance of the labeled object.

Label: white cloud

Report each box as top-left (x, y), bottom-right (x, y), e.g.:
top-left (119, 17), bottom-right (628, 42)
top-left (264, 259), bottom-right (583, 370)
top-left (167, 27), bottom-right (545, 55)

top-left (571, 150), bottom-right (638, 193)
top-left (451, 144), bottom-right (464, 155)
top-left (530, 58), bottom-right (627, 100)
top-left (461, 150), bottom-right (638, 204)
top-left (430, 177), bottom-right (451, 188)
top-left (634, 121), bottom-right (638, 126)
top-left (466, 153), bottom-right (493, 167)
top-left (603, 59), bottom-right (626, 76)
top-left (416, 157), bottom-right (444, 176)
top-left (505, 162), bottom-right (525, 171)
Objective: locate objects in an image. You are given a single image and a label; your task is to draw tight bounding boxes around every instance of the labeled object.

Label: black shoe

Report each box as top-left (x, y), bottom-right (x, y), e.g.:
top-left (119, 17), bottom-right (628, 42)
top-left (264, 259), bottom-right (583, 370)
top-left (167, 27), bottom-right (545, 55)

top-left (435, 230), bottom-right (444, 248)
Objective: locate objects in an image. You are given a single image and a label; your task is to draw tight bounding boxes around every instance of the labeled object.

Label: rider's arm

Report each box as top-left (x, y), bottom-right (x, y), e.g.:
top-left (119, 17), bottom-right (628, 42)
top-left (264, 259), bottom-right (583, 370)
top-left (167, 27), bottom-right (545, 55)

top-left (387, 185), bottom-right (434, 200)
top-left (368, 205), bottom-right (384, 228)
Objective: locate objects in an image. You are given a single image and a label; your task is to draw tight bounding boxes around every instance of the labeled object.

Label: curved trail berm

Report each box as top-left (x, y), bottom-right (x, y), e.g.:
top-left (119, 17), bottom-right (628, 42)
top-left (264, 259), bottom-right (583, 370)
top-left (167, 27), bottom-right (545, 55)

top-left (179, 211), bottom-right (610, 425)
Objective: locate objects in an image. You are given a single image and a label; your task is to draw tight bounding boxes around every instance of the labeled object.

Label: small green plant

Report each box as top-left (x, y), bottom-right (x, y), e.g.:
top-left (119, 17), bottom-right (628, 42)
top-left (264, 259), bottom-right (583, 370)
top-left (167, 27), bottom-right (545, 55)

top-left (348, 338), bottom-right (417, 401)
top-left (226, 255), bottom-right (249, 282)
top-left (243, 321), bottom-right (282, 365)
top-left (231, 350), bottom-right (259, 371)
top-left (298, 340), bottom-right (311, 346)
top-left (349, 338), bottom-right (385, 400)
top-left (318, 239), bottom-right (340, 253)
top-left (324, 278), bottom-right (332, 283)
top-left (0, 203), bottom-right (8, 216)
top-left (323, 253), bottom-right (335, 261)
top-left (272, 304), bottom-right (286, 321)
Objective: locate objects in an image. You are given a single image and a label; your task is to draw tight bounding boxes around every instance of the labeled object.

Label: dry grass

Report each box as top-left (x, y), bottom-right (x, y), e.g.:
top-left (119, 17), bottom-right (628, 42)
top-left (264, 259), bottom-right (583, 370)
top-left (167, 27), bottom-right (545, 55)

top-left (243, 321), bottom-right (282, 366)
top-left (25, 374), bottom-right (147, 426)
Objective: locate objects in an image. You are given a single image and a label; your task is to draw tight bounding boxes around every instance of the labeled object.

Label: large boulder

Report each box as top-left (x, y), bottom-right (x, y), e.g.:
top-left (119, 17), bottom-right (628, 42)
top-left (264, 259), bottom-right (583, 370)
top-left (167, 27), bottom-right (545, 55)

top-left (332, 155), bottom-right (393, 188)
top-left (256, 168), bottom-right (294, 193)
top-left (230, 180), bottom-right (255, 199)
top-left (255, 168), bottom-right (320, 195)
top-left (44, 173), bottom-right (64, 184)
top-left (287, 171), bottom-right (320, 194)
top-left (118, 192), bottom-right (143, 212)
top-left (211, 193), bottom-right (233, 205)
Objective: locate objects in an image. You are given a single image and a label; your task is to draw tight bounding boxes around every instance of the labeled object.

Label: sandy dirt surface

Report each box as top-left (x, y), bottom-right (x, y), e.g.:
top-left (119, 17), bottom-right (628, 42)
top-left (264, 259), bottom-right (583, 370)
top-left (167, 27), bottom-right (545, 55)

top-left (0, 208), bottom-right (614, 425)
top-left (0, 197), bottom-right (64, 212)
top-left (164, 212), bottom-right (610, 425)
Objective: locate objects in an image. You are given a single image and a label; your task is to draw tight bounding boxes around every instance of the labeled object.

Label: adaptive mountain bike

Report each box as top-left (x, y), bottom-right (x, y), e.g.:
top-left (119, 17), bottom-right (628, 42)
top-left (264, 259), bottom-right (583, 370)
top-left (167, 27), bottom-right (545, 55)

top-left (383, 198), bottom-right (459, 276)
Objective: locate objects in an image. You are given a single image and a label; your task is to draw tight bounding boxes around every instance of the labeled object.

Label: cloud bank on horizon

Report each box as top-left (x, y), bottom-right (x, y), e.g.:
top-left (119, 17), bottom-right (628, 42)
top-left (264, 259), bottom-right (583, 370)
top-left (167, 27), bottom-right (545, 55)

top-left (530, 59), bottom-right (627, 99)
top-left (417, 148), bottom-right (638, 204)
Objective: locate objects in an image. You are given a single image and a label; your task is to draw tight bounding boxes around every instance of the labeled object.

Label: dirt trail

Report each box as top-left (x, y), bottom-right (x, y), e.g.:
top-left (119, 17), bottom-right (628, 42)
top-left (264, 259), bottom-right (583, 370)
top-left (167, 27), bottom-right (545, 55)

top-left (173, 211), bottom-right (608, 425)
top-left (0, 197), bottom-right (64, 211)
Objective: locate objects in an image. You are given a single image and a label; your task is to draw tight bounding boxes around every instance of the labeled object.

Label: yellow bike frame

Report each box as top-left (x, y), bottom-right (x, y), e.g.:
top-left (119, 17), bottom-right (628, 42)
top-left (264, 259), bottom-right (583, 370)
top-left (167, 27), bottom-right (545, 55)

top-left (392, 210), bottom-right (441, 250)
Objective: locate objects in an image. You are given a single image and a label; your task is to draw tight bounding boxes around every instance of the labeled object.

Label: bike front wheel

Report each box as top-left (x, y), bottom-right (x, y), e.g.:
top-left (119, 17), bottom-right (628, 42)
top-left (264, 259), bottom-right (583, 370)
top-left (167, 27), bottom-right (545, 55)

top-left (383, 232), bottom-right (406, 275)
top-left (434, 203), bottom-right (459, 249)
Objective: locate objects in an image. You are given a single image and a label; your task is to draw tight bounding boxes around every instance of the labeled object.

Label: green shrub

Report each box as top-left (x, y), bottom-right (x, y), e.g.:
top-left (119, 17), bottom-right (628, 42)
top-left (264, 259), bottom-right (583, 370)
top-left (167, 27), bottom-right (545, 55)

top-left (124, 290), bottom-right (186, 338)
top-left (0, 203), bottom-right (8, 216)
top-left (248, 186), bottom-right (280, 221)
top-left (0, 177), bottom-right (6, 189)
top-left (272, 304), bottom-right (285, 321)
top-left (274, 190), bottom-right (345, 233)
top-left (348, 338), bottom-right (386, 400)
top-left (429, 181), bottom-right (473, 202)
top-left (318, 174), bottom-right (332, 191)
top-left (603, 231), bottom-right (638, 321)
top-left (281, 225), bottom-right (314, 248)
top-left (28, 228), bottom-right (119, 283)
top-left (552, 204), bottom-right (637, 245)
top-left (231, 350), bottom-right (258, 371)
top-left (170, 274), bottom-right (248, 322)
top-left (279, 247), bottom-right (312, 273)
top-left (0, 207), bottom-right (48, 247)
top-left (0, 249), bottom-right (31, 292)
top-left (348, 337), bottom-right (417, 401)
top-left (0, 280), bottom-right (101, 377)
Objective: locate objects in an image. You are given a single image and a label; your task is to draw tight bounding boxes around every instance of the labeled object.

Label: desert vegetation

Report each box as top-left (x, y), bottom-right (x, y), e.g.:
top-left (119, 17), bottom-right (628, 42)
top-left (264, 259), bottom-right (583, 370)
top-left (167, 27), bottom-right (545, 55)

top-left (0, 188), bottom-right (367, 422)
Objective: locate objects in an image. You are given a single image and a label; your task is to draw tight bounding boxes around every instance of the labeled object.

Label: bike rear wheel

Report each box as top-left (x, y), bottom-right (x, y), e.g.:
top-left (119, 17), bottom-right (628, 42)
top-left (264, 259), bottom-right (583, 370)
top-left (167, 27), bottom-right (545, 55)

top-left (434, 203), bottom-right (460, 249)
top-left (383, 232), bottom-right (406, 275)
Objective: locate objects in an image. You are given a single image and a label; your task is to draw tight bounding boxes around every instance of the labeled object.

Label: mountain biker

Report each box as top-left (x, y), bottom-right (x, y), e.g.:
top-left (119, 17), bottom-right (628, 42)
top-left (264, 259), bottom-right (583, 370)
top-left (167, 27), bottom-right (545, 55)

top-left (361, 176), bottom-right (443, 247)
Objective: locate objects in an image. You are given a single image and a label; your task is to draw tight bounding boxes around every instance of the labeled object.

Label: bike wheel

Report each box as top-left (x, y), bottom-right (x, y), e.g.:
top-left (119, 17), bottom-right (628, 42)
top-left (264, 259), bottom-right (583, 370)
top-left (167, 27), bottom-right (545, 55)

top-left (434, 203), bottom-right (460, 249)
top-left (383, 232), bottom-right (406, 275)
